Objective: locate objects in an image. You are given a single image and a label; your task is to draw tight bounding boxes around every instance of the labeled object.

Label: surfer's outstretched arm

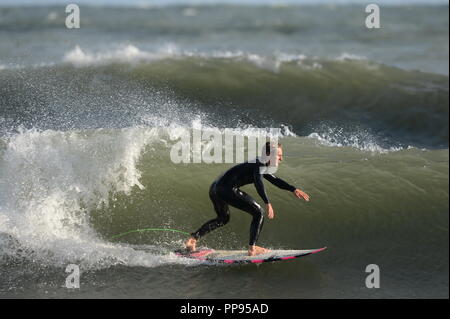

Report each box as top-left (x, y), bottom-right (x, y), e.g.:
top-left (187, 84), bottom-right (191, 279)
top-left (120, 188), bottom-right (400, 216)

top-left (263, 174), bottom-right (296, 191)
top-left (264, 174), bottom-right (310, 201)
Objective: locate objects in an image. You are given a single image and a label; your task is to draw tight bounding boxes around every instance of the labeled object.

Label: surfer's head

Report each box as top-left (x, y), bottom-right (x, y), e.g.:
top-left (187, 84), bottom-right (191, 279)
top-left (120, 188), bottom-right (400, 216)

top-left (261, 142), bottom-right (283, 167)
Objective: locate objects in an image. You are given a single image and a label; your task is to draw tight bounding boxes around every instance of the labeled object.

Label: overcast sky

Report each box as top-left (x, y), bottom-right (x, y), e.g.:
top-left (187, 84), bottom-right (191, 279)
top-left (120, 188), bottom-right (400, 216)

top-left (0, 0), bottom-right (448, 6)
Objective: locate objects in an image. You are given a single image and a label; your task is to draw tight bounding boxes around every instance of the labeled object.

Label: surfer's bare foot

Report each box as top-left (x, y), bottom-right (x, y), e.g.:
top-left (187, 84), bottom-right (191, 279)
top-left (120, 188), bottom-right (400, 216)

top-left (248, 245), bottom-right (270, 256)
top-left (185, 237), bottom-right (197, 252)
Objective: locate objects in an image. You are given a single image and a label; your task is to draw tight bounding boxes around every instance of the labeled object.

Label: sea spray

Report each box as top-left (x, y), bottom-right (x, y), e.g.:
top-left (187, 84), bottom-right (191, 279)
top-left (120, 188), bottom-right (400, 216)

top-left (0, 127), bottom-right (196, 269)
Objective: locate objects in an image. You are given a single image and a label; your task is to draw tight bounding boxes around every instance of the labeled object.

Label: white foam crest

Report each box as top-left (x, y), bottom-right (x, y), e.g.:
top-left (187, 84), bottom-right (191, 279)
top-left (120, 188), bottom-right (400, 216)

top-left (0, 127), bottom-right (193, 268)
top-left (63, 44), bottom-right (180, 67)
top-left (336, 52), bottom-right (368, 61)
top-left (163, 118), bottom-right (296, 139)
top-left (61, 45), bottom-right (383, 78)
top-left (62, 45), bottom-right (314, 72)
top-left (62, 45), bottom-right (376, 74)
top-left (307, 130), bottom-right (404, 153)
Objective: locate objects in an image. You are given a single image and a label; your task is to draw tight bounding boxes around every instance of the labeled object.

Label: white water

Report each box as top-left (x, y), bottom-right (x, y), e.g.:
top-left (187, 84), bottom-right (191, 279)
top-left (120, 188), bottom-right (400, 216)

top-left (62, 44), bottom-right (370, 73)
top-left (0, 127), bottom-right (198, 269)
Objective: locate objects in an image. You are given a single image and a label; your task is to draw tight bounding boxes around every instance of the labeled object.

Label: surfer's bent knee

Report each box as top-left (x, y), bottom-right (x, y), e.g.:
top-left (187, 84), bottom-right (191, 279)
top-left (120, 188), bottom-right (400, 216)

top-left (219, 214), bottom-right (230, 226)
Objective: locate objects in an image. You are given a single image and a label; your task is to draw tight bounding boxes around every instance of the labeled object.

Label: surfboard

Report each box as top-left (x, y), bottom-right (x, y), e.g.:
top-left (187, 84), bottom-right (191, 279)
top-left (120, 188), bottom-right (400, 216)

top-left (175, 247), bottom-right (327, 264)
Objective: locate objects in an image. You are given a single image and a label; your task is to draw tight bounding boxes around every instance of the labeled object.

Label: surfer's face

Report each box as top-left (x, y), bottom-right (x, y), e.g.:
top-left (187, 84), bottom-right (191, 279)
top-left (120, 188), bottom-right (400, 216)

top-left (269, 147), bottom-right (283, 167)
top-left (275, 147), bottom-right (283, 166)
top-left (263, 145), bottom-right (283, 167)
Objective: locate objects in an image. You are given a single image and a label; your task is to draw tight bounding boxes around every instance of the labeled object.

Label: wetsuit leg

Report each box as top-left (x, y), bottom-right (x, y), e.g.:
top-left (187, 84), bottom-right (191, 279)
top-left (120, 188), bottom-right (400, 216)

top-left (224, 188), bottom-right (264, 246)
top-left (191, 182), bottom-right (230, 240)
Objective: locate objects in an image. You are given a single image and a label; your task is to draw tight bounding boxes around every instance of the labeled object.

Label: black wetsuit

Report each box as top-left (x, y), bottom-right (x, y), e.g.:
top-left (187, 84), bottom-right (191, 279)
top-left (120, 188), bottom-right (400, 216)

top-left (191, 159), bottom-right (296, 246)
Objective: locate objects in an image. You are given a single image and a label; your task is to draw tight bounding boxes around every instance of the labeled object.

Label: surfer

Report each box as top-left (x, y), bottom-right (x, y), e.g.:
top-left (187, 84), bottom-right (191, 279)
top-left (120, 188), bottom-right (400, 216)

top-left (185, 142), bottom-right (310, 256)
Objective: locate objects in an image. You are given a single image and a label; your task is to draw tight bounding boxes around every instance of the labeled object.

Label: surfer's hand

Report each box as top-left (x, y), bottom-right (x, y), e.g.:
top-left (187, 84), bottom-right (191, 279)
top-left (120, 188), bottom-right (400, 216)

top-left (266, 203), bottom-right (274, 219)
top-left (294, 189), bottom-right (310, 202)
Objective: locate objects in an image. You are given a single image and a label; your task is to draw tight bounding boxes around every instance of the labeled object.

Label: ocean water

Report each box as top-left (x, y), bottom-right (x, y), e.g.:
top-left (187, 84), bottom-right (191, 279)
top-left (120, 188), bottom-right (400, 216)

top-left (0, 4), bottom-right (448, 298)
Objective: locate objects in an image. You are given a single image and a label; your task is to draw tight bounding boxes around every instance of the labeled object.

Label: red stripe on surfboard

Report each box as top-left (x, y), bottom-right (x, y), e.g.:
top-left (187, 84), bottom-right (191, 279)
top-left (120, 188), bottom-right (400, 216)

top-left (309, 247), bottom-right (327, 255)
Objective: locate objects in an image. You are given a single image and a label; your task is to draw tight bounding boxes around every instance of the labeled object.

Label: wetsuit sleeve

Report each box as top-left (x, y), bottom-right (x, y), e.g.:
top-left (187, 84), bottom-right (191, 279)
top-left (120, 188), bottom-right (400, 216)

top-left (253, 168), bottom-right (270, 204)
top-left (263, 174), bottom-right (296, 192)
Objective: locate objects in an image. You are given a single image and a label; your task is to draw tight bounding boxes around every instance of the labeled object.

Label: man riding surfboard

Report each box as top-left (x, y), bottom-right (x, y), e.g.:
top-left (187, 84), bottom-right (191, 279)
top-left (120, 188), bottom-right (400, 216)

top-left (185, 142), bottom-right (310, 256)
